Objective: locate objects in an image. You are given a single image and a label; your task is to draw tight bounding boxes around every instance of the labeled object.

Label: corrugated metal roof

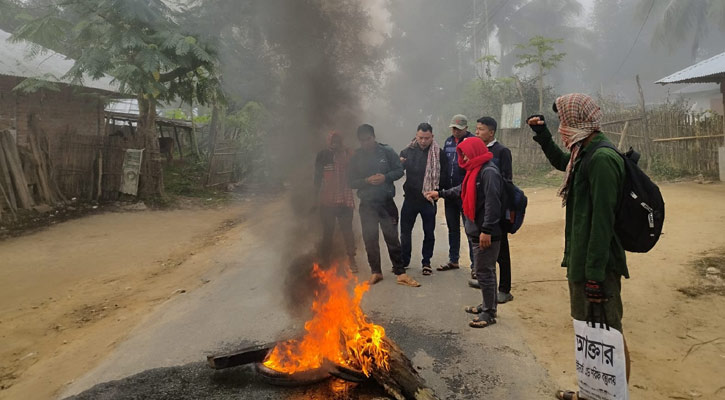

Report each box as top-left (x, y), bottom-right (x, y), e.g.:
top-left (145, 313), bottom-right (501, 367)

top-left (656, 51), bottom-right (725, 85)
top-left (0, 29), bottom-right (119, 93)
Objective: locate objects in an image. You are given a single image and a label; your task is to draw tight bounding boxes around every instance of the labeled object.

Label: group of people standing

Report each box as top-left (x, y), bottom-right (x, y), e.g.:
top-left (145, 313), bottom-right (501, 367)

top-left (315, 93), bottom-right (631, 399)
top-left (314, 114), bottom-right (515, 328)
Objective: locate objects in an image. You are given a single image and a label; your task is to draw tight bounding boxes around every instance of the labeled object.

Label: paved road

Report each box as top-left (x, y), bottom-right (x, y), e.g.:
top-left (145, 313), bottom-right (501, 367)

top-left (62, 195), bottom-right (554, 399)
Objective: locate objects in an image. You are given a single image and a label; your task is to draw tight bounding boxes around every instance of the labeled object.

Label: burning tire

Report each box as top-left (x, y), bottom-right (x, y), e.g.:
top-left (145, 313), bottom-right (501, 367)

top-left (254, 362), bottom-right (331, 386)
top-left (327, 363), bottom-right (369, 383)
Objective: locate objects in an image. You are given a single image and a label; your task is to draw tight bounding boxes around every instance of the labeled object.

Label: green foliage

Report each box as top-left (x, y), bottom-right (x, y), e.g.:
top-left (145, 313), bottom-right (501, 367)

top-left (10, 0), bottom-right (221, 107)
top-left (162, 160), bottom-right (227, 200)
top-left (12, 75), bottom-right (61, 93)
top-left (449, 75), bottom-right (559, 129)
top-left (224, 101), bottom-right (268, 180)
top-left (515, 36), bottom-right (566, 72)
top-left (639, 0), bottom-right (725, 58)
top-left (515, 35), bottom-right (566, 111)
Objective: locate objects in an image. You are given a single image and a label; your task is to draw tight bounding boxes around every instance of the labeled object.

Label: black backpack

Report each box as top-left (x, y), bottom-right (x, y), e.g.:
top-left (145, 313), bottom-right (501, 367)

top-left (581, 142), bottom-right (665, 253)
top-left (500, 179), bottom-right (527, 234)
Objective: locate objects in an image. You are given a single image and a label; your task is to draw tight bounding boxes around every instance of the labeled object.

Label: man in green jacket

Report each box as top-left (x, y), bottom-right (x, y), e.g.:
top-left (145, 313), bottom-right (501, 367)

top-left (526, 93), bottom-right (630, 400)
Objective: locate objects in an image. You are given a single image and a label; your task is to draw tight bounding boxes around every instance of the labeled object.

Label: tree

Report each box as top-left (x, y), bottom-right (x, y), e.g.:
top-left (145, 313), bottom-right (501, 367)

top-left (515, 36), bottom-right (566, 112)
top-left (11, 0), bottom-right (221, 198)
top-left (638, 0), bottom-right (725, 60)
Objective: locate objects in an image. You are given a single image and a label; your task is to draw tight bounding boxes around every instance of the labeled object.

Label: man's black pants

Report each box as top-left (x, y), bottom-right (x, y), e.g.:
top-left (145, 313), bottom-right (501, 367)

top-left (400, 198), bottom-right (436, 268)
top-left (359, 199), bottom-right (405, 275)
top-left (498, 233), bottom-right (511, 294)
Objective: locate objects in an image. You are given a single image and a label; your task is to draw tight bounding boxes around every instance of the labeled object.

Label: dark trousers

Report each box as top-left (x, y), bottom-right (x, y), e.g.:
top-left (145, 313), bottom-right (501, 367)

top-left (359, 199), bottom-right (405, 275)
top-left (498, 233), bottom-right (511, 293)
top-left (444, 198), bottom-right (474, 267)
top-left (472, 239), bottom-right (501, 314)
top-left (400, 199), bottom-right (437, 268)
top-left (320, 205), bottom-right (356, 264)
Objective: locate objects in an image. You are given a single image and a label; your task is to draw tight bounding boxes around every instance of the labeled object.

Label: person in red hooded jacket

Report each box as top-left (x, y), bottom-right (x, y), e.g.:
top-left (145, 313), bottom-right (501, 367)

top-left (426, 137), bottom-right (503, 328)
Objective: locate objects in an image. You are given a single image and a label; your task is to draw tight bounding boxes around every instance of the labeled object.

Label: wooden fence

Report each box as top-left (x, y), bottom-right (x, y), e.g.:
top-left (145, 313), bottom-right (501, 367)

top-left (497, 109), bottom-right (724, 177)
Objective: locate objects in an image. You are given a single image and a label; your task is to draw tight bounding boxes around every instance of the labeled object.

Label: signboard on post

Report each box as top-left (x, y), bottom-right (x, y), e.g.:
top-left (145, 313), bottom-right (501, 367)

top-left (120, 149), bottom-right (144, 196)
top-left (500, 102), bottom-right (523, 129)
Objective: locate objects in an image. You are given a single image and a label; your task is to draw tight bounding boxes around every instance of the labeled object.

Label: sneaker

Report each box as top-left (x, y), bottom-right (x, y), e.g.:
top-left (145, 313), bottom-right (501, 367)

top-left (369, 273), bottom-right (383, 285)
top-left (396, 273), bottom-right (421, 287)
top-left (468, 279), bottom-right (480, 289)
top-left (497, 291), bottom-right (514, 304)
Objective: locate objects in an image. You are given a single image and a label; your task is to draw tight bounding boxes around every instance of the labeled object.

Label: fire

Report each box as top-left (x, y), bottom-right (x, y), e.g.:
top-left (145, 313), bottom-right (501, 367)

top-left (263, 264), bottom-right (390, 377)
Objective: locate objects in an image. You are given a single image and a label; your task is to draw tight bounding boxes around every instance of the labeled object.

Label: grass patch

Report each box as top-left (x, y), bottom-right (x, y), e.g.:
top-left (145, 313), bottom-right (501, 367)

top-left (515, 167), bottom-right (564, 189)
top-left (678, 248), bottom-right (725, 298)
top-left (162, 160), bottom-right (229, 204)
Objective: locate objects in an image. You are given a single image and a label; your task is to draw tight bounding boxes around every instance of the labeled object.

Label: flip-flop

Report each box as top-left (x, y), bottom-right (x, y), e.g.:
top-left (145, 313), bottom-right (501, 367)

top-left (436, 262), bottom-right (460, 271)
top-left (396, 275), bottom-right (421, 287)
top-left (422, 266), bottom-right (433, 276)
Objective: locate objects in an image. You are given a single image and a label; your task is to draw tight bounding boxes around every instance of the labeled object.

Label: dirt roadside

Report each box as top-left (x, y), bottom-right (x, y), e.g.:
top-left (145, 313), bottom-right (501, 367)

top-left (0, 182), bottom-right (723, 400)
top-left (0, 201), bottom-right (265, 400)
top-left (508, 182), bottom-right (725, 400)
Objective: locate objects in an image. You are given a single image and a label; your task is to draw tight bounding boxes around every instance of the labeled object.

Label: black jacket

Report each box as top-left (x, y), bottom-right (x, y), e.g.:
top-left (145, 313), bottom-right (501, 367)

top-left (399, 144), bottom-right (449, 203)
top-left (488, 141), bottom-right (513, 181)
top-left (348, 143), bottom-right (404, 203)
top-left (440, 161), bottom-right (502, 239)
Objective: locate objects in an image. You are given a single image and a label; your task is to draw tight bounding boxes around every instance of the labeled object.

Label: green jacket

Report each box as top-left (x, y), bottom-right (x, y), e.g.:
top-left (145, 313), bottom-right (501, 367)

top-left (534, 129), bottom-right (629, 282)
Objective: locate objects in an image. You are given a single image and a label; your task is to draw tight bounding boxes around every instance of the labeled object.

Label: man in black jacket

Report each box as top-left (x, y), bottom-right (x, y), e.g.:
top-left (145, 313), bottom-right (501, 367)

top-left (399, 123), bottom-right (449, 276)
top-left (348, 124), bottom-right (421, 287)
top-left (439, 114), bottom-right (476, 274)
top-left (474, 117), bottom-right (515, 304)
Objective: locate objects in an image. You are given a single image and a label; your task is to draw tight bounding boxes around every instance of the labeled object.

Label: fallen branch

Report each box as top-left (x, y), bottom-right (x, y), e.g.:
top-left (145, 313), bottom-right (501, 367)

top-left (682, 336), bottom-right (723, 361)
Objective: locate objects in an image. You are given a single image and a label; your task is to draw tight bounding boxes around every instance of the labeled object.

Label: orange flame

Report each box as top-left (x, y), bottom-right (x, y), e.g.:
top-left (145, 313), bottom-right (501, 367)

top-left (263, 264), bottom-right (390, 377)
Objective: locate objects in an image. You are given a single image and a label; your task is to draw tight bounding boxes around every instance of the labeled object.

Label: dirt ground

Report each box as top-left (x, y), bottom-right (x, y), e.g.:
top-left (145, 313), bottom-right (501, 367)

top-left (0, 182), bottom-right (724, 400)
top-left (509, 181), bottom-right (725, 400)
top-left (0, 202), bottom-right (256, 400)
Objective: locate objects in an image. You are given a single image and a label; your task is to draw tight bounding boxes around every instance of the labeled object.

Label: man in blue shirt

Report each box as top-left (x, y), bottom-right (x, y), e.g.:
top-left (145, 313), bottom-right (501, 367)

top-left (437, 114), bottom-right (476, 276)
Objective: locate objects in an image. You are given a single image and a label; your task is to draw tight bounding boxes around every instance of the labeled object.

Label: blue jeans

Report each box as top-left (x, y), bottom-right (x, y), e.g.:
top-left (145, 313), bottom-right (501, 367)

top-left (400, 199), bottom-right (437, 268)
top-left (444, 198), bottom-right (474, 268)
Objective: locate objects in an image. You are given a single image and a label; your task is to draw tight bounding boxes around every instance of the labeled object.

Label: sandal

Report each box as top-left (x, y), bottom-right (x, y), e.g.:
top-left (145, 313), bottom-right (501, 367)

top-left (422, 266), bottom-right (432, 275)
top-left (464, 304), bottom-right (483, 314)
top-left (469, 312), bottom-right (496, 328)
top-left (396, 274), bottom-right (421, 287)
top-left (437, 262), bottom-right (460, 271)
top-left (555, 390), bottom-right (579, 400)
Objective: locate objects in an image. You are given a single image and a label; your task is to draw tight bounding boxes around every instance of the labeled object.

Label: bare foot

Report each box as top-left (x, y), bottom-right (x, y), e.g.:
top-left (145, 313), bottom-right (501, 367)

top-left (369, 273), bottom-right (383, 285)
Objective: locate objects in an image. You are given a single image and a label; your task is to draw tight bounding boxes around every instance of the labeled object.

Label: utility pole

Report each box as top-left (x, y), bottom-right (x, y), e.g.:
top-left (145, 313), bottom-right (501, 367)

top-left (473, 0), bottom-right (477, 78)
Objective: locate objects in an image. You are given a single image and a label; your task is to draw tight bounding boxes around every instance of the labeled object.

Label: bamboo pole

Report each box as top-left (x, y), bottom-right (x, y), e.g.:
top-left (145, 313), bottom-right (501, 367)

top-left (652, 134), bottom-right (725, 143)
top-left (636, 75), bottom-right (651, 170)
top-left (617, 121), bottom-right (629, 149)
top-left (1, 131), bottom-right (34, 208)
top-left (0, 134), bottom-right (17, 210)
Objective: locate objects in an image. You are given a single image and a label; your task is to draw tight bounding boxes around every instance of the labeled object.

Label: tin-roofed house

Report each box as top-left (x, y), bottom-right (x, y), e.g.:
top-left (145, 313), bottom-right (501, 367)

top-left (0, 28), bottom-right (132, 215)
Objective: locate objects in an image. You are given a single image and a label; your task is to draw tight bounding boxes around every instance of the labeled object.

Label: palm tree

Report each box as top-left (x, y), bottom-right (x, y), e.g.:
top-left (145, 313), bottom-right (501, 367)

top-left (490, 0), bottom-right (584, 77)
top-left (639, 0), bottom-right (725, 60)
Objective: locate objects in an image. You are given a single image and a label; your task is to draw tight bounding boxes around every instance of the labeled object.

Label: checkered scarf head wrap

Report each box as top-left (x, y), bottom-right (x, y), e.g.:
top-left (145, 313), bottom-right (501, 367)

top-left (555, 93), bottom-right (602, 205)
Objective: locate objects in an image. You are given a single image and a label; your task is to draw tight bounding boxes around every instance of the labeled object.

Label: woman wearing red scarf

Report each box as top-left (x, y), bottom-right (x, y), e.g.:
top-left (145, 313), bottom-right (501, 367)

top-left (426, 137), bottom-right (503, 328)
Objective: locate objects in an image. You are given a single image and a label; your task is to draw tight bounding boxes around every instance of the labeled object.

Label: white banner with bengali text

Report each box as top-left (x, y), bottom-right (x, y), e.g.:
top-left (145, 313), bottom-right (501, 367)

top-left (573, 319), bottom-right (629, 400)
